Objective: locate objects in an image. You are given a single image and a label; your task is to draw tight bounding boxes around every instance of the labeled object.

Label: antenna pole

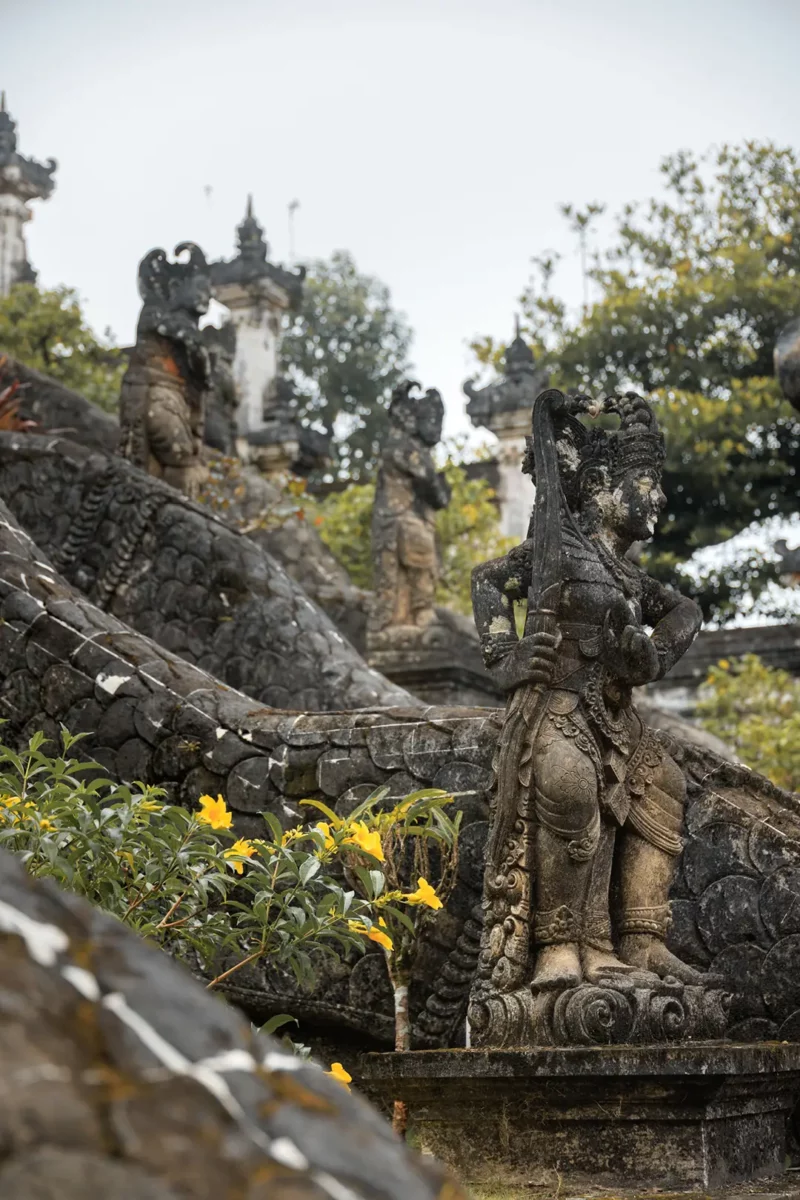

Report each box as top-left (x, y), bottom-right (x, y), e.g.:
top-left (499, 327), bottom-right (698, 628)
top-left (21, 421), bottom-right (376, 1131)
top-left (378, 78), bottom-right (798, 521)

top-left (288, 199), bottom-right (300, 265)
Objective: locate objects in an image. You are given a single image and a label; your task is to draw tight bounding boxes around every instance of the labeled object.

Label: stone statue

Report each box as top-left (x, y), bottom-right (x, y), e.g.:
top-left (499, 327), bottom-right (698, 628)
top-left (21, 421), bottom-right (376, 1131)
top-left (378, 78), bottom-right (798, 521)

top-left (202, 321), bottom-right (239, 456)
top-left (367, 381), bottom-right (451, 645)
top-left (118, 243), bottom-right (212, 498)
top-left (470, 388), bottom-right (712, 1042)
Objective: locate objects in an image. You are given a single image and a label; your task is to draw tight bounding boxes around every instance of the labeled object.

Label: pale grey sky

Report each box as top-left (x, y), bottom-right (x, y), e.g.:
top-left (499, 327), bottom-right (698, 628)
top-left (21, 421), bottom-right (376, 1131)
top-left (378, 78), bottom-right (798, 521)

top-left (4, 0), bottom-right (800, 440)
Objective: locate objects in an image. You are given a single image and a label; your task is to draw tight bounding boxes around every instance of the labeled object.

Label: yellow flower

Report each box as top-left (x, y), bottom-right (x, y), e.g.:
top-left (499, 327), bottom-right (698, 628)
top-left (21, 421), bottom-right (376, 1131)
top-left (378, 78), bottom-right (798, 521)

top-left (197, 794), bottom-right (233, 830)
top-left (343, 821), bottom-right (384, 862)
top-left (348, 918), bottom-right (394, 953)
top-left (718, 659), bottom-right (731, 670)
top-left (38, 818), bottom-right (56, 832)
top-left (280, 827), bottom-right (302, 847)
top-left (0, 794), bottom-right (21, 807)
top-left (138, 798), bottom-right (163, 813)
top-left (405, 877), bottom-right (443, 910)
top-left (223, 838), bottom-right (257, 875)
top-left (315, 821), bottom-right (336, 851)
top-left (117, 850), bottom-right (136, 872)
top-left (326, 1062), bottom-right (352, 1090)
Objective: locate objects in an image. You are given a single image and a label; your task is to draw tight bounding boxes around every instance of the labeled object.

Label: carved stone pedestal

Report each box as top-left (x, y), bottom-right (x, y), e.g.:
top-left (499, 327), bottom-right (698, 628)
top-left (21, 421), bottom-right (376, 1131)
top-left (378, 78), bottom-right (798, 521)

top-left (357, 1043), bottom-right (800, 1190)
top-left (469, 978), bottom-right (730, 1047)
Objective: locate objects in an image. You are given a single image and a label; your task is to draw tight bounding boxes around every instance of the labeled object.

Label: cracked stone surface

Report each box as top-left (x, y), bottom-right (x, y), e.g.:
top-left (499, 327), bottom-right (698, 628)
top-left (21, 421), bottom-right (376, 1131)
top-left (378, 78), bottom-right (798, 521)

top-left (0, 846), bottom-right (465, 1200)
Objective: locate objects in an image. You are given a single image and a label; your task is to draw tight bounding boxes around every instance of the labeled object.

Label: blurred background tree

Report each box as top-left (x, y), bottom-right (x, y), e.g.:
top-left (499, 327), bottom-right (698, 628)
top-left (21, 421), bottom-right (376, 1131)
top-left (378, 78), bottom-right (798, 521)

top-left (0, 283), bottom-right (124, 413)
top-left (281, 250), bottom-right (413, 481)
top-left (697, 655), bottom-right (800, 790)
top-left (473, 142), bottom-right (800, 623)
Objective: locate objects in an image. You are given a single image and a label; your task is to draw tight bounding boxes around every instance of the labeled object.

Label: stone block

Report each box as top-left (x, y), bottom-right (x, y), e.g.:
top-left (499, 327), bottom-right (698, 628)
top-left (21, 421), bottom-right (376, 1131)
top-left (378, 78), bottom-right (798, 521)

top-left (357, 1043), bottom-right (800, 1190)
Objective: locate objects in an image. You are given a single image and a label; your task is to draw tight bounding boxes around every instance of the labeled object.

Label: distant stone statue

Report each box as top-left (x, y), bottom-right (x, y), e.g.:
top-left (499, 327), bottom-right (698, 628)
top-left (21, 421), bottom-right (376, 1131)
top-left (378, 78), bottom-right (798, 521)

top-left (469, 388), bottom-right (718, 1047)
top-left (367, 381), bottom-right (451, 646)
top-left (202, 321), bottom-right (239, 456)
top-left (118, 243), bottom-right (212, 498)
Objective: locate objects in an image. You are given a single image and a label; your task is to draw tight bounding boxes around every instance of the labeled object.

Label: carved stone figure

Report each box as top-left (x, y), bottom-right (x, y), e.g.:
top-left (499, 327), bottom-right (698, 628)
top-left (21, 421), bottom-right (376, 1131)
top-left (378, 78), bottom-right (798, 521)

top-left (368, 381), bottom-right (451, 646)
top-left (202, 322), bottom-right (238, 455)
top-left (470, 388), bottom-right (710, 1042)
top-left (117, 243), bottom-right (212, 498)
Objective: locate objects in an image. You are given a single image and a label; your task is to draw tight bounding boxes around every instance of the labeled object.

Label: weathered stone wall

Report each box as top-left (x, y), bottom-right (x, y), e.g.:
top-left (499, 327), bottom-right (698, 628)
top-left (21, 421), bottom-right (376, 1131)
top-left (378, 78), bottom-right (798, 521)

top-left (2, 354), bottom-right (119, 453)
top-left (0, 847), bottom-right (464, 1200)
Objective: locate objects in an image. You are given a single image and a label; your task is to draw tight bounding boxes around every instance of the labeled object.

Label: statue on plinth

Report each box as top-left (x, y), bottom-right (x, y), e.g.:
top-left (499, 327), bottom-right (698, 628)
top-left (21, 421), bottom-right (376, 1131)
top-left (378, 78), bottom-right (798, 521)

top-left (470, 387), bottom-right (724, 1047)
top-left (367, 381), bottom-right (451, 647)
top-left (118, 243), bottom-right (212, 498)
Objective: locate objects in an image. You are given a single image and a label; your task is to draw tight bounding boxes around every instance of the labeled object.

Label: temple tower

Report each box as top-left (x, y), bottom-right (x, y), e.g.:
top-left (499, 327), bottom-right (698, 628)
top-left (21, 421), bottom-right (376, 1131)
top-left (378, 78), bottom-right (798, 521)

top-left (0, 94), bottom-right (56, 296)
top-left (462, 320), bottom-right (549, 540)
top-left (210, 197), bottom-right (305, 449)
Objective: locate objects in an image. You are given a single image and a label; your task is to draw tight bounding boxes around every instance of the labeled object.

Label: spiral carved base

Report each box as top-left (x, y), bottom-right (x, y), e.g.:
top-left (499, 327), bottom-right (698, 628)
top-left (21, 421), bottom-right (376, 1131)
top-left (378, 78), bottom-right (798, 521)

top-left (468, 978), bottom-right (729, 1048)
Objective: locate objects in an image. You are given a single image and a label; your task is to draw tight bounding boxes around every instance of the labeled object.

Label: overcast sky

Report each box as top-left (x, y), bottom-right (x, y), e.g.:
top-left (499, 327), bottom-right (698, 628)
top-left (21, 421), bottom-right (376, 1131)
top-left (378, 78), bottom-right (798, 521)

top-left (4, 0), bottom-right (800, 440)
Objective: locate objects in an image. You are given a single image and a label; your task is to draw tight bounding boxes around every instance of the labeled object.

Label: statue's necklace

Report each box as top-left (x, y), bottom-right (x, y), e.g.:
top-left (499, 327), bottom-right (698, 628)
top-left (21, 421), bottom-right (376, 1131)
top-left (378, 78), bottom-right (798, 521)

top-left (587, 533), bottom-right (640, 599)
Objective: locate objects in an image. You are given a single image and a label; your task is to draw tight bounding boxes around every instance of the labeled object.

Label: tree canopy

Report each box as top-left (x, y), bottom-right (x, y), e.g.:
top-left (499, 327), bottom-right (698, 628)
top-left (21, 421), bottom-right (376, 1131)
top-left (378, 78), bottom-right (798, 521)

top-left (280, 250), bottom-right (413, 481)
top-left (697, 655), bottom-right (800, 790)
top-left (0, 283), bottom-right (124, 413)
top-left (473, 142), bottom-right (800, 622)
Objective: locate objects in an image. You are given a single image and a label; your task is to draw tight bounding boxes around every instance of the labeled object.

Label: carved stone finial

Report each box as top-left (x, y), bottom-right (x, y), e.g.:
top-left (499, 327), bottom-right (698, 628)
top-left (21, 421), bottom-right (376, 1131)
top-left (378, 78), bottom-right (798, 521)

top-left (462, 319), bottom-right (549, 435)
top-left (117, 243), bottom-right (213, 498)
top-left (236, 195), bottom-right (269, 263)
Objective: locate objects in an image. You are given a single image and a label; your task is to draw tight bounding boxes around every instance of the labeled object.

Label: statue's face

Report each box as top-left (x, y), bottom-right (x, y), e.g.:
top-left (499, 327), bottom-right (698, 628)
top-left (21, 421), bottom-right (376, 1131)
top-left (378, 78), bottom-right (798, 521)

top-left (610, 468), bottom-right (666, 542)
top-left (417, 404), bottom-right (443, 447)
top-left (171, 276), bottom-right (210, 316)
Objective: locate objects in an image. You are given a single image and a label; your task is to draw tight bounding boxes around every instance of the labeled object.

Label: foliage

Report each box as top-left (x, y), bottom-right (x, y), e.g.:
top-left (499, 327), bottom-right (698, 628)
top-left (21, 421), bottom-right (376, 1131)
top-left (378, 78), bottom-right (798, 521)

top-left (0, 283), bottom-right (125, 413)
top-left (473, 142), bottom-right (800, 622)
top-left (697, 655), bottom-right (800, 790)
top-left (280, 251), bottom-right (413, 481)
top-left (309, 480), bottom-right (374, 589)
top-left (310, 460), bottom-right (514, 613)
top-left (0, 729), bottom-right (458, 997)
top-left (196, 453), bottom-right (306, 534)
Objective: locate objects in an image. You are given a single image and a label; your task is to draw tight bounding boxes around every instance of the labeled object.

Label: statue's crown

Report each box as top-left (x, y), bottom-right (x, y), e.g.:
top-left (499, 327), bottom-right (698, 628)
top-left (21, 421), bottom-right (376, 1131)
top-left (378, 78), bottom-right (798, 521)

top-left (523, 390), bottom-right (665, 502)
top-left (138, 243), bottom-right (209, 305)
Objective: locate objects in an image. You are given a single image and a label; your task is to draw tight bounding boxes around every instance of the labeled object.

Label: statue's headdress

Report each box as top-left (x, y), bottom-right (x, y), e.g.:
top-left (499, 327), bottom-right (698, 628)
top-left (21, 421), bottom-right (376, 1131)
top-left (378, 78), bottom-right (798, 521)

top-left (138, 242), bottom-right (209, 306)
top-left (523, 389), bottom-right (665, 508)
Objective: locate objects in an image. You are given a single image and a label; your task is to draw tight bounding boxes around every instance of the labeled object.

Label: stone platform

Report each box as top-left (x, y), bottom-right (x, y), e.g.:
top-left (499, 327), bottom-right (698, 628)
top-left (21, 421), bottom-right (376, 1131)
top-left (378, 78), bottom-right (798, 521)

top-left (357, 1043), bottom-right (800, 1191)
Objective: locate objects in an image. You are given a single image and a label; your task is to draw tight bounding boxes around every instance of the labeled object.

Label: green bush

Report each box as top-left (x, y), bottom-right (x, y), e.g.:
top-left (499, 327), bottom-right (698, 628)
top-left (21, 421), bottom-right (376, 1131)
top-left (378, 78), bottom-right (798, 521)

top-left (697, 654), bottom-right (800, 790)
top-left (0, 730), bottom-right (458, 994)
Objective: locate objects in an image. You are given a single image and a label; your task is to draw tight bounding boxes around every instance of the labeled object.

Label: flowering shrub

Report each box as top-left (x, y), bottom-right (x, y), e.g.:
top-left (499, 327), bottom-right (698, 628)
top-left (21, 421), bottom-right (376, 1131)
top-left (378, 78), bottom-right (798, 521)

top-left (305, 788), bottom-right (461, 1134)
top-left (0, 730), bottom-right (458, 1001)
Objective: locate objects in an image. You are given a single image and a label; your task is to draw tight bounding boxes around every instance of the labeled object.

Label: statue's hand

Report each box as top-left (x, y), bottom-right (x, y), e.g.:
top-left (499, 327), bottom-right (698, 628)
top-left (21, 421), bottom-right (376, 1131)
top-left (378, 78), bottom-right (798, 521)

top-left (618, 624), bottom-right (660, 685)
top-left (488, 631), bottom-right (560, 693)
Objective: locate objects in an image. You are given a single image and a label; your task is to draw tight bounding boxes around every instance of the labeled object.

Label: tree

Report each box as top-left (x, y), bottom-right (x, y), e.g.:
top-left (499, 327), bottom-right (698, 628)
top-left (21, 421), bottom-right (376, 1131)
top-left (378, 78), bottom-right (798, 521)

top-left (697, 655), bottom-right (800, 790)
top-left (0, 283), bottom-right (125, 413)
top-left (474, 142), bottom-right (800, 622)
top-left (310, 459), bottom-right (513, 614)
top-left (281, 251), bottom-right (413, 480)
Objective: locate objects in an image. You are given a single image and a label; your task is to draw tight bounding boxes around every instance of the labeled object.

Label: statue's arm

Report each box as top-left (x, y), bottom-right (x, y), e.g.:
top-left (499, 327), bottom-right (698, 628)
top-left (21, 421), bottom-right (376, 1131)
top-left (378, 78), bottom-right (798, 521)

top-left (640, 574), bottom-right (702, 680)
top-left (472, 542), bottom-right (558, 692)
top-left (392, 446), bottom-right (451, 511)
